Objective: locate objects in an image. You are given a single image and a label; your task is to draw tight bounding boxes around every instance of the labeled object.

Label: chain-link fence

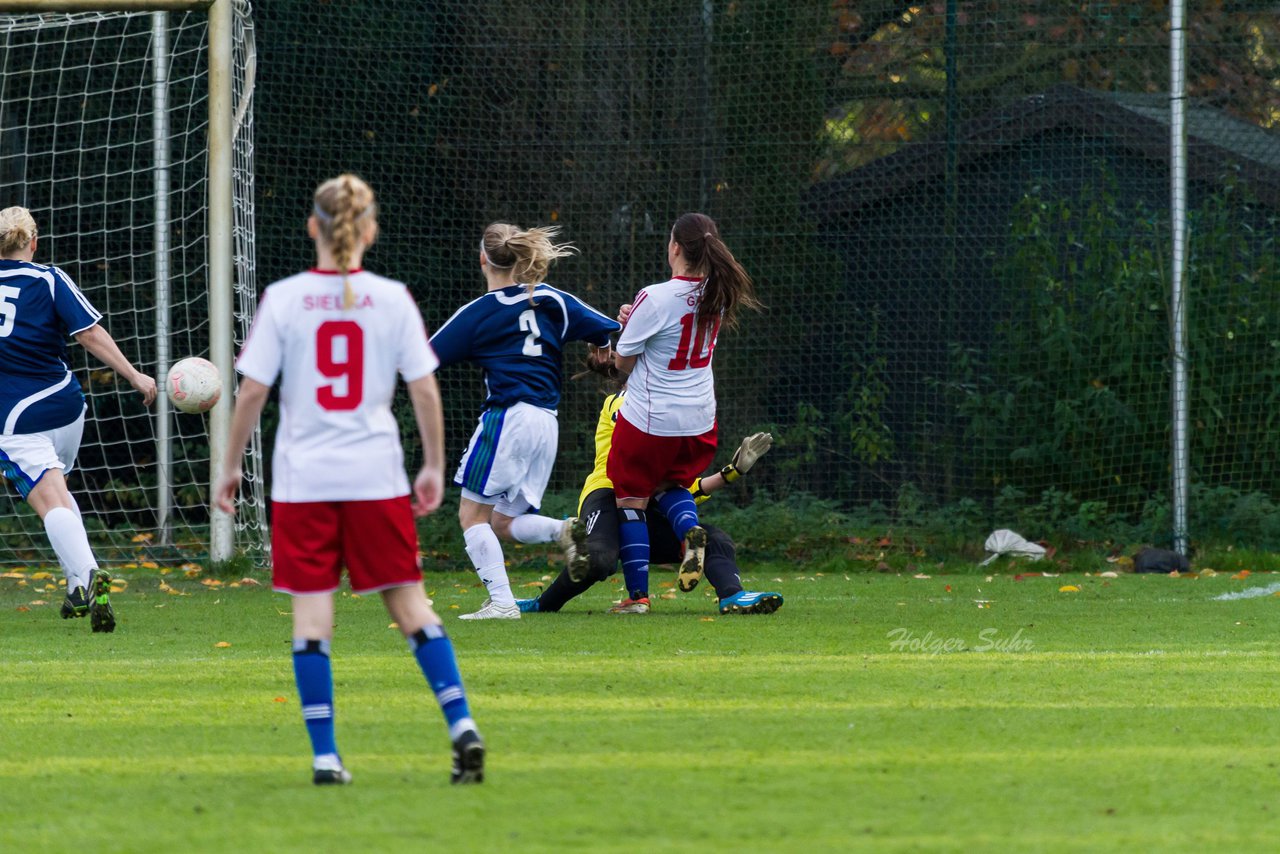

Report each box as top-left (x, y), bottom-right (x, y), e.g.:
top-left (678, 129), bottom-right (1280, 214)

top-left (248, 1), bottom-right (1278, 548)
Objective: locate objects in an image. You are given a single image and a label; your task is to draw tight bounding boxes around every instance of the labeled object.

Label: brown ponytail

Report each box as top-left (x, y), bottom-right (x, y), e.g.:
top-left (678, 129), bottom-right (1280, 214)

top-left (669, 212), bottom-right (760, 331)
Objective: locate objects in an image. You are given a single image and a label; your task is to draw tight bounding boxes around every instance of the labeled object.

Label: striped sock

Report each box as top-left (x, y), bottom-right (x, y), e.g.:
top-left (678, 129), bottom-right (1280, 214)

top-left (292, 638), bottom-right (338, 759)
top-left (655, 488), bottom-right (700, 541)
top-left (618, 508), bottom-right (650, 599)
top-left (409, 625), bottom-right (475, 738)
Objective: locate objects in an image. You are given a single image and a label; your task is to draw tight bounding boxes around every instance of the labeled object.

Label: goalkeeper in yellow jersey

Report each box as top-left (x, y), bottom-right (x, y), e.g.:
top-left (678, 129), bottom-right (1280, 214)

top-left (516, 386), bottom-right (782, 616)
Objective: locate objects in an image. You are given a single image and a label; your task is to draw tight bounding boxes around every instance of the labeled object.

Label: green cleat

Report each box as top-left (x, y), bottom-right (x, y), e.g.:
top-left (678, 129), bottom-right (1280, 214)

top-left (88, 568), bottom-right (115, 633)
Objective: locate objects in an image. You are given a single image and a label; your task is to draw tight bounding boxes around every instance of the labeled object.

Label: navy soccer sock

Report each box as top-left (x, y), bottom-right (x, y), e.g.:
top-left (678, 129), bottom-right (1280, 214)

top-left (292, 638), bottom-right (339, 760)
top-left (655, 488), bottom-right (700, 541)
top-left (618, 508), bottom-right (650, 599)
top-left (409, 625), bottom-right (476, 738)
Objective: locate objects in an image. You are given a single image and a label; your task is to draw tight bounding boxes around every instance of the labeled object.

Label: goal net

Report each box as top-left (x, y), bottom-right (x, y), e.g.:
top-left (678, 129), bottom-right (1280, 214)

top-left (0, 4), bottom-right (265, 567)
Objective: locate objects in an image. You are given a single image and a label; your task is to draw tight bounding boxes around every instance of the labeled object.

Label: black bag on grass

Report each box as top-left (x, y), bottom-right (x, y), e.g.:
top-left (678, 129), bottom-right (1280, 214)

top-left (1133, 547), bottom-right (1190, 574)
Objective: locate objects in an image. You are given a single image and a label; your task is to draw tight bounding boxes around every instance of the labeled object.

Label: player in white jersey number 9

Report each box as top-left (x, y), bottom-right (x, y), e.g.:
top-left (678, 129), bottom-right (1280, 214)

top-left (213, 174), bottom-right (485, 786)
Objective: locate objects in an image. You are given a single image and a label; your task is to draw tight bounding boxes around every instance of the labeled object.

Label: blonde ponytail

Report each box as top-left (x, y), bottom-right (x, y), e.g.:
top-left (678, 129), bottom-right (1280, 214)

top-left (312, 174), bottom-right (378, 309)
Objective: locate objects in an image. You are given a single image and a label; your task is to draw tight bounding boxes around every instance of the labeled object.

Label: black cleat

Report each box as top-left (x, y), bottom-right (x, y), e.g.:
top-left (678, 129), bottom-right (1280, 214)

top-left (451, 729), bottom-right (485, 785)
top-left (560, 517), bottom-right (591, 583)
top-left (312, 766), bottom-right (353, 785)
top-left (88, 569), bottom-right (115, 633)
top-left (61, 586), bottom-right (89, 619)
top-left (677, 526), bottom-right (706, 592)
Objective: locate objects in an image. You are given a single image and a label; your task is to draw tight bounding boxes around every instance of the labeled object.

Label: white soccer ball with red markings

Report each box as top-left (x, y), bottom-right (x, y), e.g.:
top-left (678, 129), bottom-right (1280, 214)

top-left (166, 356), bottom-right (221, 414)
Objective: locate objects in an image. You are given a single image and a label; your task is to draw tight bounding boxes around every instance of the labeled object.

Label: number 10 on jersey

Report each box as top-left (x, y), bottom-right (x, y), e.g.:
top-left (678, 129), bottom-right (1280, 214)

top-left (667, 313), bottom-right (719, 371)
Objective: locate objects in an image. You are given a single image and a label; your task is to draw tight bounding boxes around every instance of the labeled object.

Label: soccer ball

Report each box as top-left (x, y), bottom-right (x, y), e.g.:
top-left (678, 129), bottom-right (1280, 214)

top-left (167, 356), bottom-right (222, 414)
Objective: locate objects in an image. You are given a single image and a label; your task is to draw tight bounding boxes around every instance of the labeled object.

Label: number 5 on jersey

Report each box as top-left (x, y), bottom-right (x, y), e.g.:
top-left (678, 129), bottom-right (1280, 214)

top-left (316, 320), bottom-right (364, 410)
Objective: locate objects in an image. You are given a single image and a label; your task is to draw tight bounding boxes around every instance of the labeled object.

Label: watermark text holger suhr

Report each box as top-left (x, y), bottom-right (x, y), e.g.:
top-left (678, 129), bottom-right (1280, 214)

top-left (886, 627), bottom-right (1034, 655)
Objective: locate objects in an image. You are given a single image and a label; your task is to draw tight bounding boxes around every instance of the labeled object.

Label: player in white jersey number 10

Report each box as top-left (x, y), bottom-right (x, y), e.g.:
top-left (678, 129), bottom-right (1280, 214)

top-left (213, 174), bottom-right (484, 786)
top-left (606, 212), bottom-right (761, 612)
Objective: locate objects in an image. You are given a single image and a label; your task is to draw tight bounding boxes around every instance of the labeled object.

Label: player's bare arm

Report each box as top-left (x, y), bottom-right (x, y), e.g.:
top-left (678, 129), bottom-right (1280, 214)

top-left (73, 323), bottom-right (158, 405)
top-left (212, 377), bottom-right (271, 514)
top-left (407, 373), bottom-right (445, 516)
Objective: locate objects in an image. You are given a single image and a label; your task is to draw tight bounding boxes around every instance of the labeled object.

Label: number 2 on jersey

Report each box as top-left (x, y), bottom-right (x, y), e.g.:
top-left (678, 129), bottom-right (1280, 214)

top-left (667, 313), bottom-right (719, 370)
top-left (316, 320), bottom-right (364, 410)
top-left (519, 309), bottom-right (543, 357)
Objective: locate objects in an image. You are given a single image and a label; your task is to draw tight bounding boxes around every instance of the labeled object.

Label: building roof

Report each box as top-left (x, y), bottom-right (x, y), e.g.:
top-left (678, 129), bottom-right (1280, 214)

top-left (807, 83), bottom-right (1280, 214)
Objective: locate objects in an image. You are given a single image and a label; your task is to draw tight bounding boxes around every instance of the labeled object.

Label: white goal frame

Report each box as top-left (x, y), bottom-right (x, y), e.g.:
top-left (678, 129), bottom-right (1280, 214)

top-left (0, 0), bottom-right (239, 560)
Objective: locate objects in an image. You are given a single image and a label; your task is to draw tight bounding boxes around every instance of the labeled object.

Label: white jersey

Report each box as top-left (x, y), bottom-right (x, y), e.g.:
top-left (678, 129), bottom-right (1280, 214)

top-left (614, 276), bottom-right (720, 436)
top-left (236, 269), bottom-right (439, 502)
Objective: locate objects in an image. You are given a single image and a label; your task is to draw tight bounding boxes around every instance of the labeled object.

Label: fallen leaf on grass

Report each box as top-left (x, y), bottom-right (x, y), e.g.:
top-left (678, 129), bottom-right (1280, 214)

top-left (15, 606), bottom-right (30, 612)
top-left (699, 617), bottom-right (715, 622)
top-left (239, 577), bottom-right (261, 587)
top-left (660, 591), bottom-right (677, 600)
top-left (30, 600), bottom-right (48, 606)
top-left (30, 571), bottom-right (54, 580)
top-left (945, 585), bottom-right (952, 592)
top-left (159, 580), bottom-right (186, 596)
top-left (521, 581), bottom-right (545, 588)
top-left (1099, 571), bottom-right (1118, 579)
top-left (273, 697), bottom-right (288, 703)
top-left (1232, 571), bottom-right (1251, 580)
top-left (912, 573), bottom-right (931, 579)
top-left (0, 571), bottom-right (27, 579)
top-left (388, 622), bottom-right (399, 629)
top-left (214, 641), bottom-right (231, 648)
top-left (131, 533), bottom-right (154, 544)
top-left (1059, 585), bottom-right (1080, 593)
top-left (201, 579), bottom-right (224, 587)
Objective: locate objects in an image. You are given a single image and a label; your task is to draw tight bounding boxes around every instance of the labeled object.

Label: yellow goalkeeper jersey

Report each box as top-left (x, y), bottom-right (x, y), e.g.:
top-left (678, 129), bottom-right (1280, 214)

top-left (576, 390), bottom-right (707, 514)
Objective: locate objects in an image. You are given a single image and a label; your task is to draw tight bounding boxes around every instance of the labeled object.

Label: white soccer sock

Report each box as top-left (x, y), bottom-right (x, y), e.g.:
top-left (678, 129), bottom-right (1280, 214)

top-left (44, 506), bottom-right (98, 590)
top-left (463, 523), bottom-right (514, 606)
top-left (507, 513), bottom-right (563, 544)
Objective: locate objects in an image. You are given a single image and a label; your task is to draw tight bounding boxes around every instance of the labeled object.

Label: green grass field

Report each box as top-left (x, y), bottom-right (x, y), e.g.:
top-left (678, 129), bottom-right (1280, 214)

top-left (3, 564), bottom-right (1280, 852)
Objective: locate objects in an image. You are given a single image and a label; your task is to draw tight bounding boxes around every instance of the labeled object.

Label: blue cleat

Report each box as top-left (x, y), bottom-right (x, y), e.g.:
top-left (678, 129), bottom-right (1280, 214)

top-left (718, 590), bottom-right (783, 615)
top-left (515, 597), bottom-right (541, 613)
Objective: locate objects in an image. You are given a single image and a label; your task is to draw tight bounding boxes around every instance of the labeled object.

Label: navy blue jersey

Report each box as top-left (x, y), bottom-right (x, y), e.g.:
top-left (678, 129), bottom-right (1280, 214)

top-left (0, 259), bottom-right (100, 433)
top-left (431, 283), bottom-right (620, 411)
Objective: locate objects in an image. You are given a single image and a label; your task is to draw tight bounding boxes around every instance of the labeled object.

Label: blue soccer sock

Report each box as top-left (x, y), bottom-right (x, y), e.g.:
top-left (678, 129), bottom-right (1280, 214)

top-left (409, 625), bottom-right (476, 739)
top-left (655, 488), bottom-right (700, 541)
top-left (292, 638), bottom-right (339, 761)
top-left (618, 508), bottom-right (650, 600)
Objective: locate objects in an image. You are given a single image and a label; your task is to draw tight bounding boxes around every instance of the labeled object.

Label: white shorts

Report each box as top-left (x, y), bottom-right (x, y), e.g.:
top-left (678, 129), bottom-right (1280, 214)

top-left (454, 402), bottom-right (558, 511)
top-left (0, 410), bottom-right (85, 499)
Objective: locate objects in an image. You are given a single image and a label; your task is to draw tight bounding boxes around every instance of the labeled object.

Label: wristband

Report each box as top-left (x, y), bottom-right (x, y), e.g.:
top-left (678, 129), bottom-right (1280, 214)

top-left (719, 464), bottom-right (740, 483)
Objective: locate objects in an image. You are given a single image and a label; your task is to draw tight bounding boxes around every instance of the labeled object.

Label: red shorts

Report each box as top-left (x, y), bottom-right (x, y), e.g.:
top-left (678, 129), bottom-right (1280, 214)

top-left (271, 497), bottom-right (421, 594)
top-left (607, 414), bottom-right (717, 500)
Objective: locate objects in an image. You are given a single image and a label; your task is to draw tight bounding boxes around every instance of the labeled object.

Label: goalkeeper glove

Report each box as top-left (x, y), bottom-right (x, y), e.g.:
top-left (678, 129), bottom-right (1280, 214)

top-left (720, 432), bottom-right (773, 483)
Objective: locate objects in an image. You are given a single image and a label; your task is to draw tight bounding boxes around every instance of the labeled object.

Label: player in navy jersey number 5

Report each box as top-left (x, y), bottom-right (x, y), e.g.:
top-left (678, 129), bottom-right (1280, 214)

top-left (213, 175), bottom-right (485, 786)
top-left (430, 223), bottom-right (620, 620)
top-left (607, 212), bottom-right (760, 612)
top-left (0, 206), bottom-right (157, 634)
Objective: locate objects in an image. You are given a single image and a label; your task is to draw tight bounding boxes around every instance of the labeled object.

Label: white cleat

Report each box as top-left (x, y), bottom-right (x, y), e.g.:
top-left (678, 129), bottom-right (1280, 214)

top-left (458, 598), bottom-right (521, 620)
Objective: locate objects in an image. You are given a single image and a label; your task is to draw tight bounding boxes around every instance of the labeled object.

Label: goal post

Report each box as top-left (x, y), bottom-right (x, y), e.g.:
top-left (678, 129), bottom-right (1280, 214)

top-left (0, 0), bottom-right (262, 565)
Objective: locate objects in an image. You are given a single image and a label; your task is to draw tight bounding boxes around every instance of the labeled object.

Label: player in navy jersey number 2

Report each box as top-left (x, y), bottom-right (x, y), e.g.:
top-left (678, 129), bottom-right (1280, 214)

top-left (213, 175), bottom-right (485, 786)
top-left (607, 212), bottom-right (760, 612)
top-left (430, 223), bottom-right (620, 620)
top-left (0, 206), bottom-right (157, 633)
